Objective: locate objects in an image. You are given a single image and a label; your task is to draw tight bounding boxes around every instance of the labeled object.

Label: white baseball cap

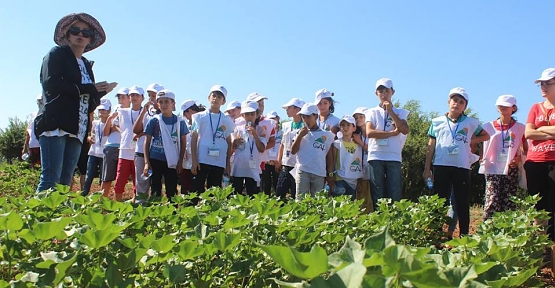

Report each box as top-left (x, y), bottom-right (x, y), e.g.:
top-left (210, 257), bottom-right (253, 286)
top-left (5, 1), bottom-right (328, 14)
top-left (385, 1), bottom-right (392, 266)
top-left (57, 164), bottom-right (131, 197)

top-left (225, 100), bottom-right (241, 112)
top-left (97, 98), bottom-right (112, 110)
top-left (495, 94), bottom-right (517, 107)
top-left (146, 83), bottom-right (164, 93)
top-left (128, 85), bottom-right (145, 95)
top-left (449, 87), bottom-right (469, 101)
top-left (297, 103), bottom-right (319, 115)
top-left (375, 78), bottom-right (393, 90)
top-left (246, 92), bottom-right (268, 102)
top-left (156, 89), bottom-right (175, 101)
top-left (266, 111), bottom-right (279, 119)
top-left (281, 98), bottom-right (306, 109)
top-left (340, 115), bottom-right (356, 125)
top-left (241, 100), bottom-right (259, 113)
top-left (181, 99), bottom-right (197, 112)
top-left (116, 87), bottom-right (129, 96)
top-left (352, 107), bottom-right (368, 116)
top-left (535, 68), bottom-right (555, 84)
top-left (36, 94), bottom-right (42, 100)
top-left (209, 85), bottom-right (228, 98)
top-left (314, 88), bottom-right (334, 103)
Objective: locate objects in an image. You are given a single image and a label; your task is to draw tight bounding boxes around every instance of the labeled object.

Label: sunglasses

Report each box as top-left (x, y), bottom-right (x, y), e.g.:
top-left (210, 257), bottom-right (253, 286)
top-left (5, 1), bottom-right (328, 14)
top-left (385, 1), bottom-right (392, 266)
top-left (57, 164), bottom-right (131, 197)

top-left (68, 27), bottom-right (92, 38)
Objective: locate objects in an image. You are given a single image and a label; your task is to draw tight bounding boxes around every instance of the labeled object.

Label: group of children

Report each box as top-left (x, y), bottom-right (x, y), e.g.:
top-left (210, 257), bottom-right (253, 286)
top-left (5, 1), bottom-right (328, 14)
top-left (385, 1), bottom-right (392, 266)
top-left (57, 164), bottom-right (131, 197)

top-left (67, 72), bottom-right (543, 238)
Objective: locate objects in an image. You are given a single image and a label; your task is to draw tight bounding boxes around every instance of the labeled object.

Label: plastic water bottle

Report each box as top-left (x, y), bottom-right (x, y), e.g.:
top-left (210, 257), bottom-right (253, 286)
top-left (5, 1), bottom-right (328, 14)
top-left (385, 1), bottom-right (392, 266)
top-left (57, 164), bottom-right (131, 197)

top-left (324, 184), bottom-right (330, 192)
top-left (426, 177), bottom-right (434, 190)
top-left (222, 174), bottom-right (230, 188)
top-left (333, 186), bottom-right (346, 196)
top-left (141, 169), bottom-right (152, 181)
top-left (21, 153), bottom-right (29, 161)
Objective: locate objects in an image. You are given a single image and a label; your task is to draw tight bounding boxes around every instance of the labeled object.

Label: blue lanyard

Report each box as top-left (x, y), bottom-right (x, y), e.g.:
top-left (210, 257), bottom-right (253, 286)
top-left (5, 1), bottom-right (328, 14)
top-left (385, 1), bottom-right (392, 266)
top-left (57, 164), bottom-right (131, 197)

top-left (383, 110), bottom-right (389, 131)
top-left (97, 122), bottom-right (103, 144)
top-left (446, 116), bottom-right (460, 143)
top-left (210, 112), bottom-right (222, 145)
top-left (500, 118), bottom-right (512, 149)
top-left (318, 114), bottom-right (330, 130)
top-left (248, 133), bottom-right (255, 157)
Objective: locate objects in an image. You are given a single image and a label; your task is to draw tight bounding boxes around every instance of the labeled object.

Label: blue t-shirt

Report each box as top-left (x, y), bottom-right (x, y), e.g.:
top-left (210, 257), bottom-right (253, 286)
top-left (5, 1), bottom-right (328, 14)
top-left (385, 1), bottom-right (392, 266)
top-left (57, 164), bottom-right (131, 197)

top-left (144, 115), bottom-right (189, 162)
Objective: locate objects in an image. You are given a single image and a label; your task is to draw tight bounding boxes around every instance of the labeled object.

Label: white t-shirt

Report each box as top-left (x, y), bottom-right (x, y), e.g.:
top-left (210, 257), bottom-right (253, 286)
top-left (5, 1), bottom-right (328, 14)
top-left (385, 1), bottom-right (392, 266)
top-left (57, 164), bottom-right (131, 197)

top-left (294, 129), bottom-right (334, 177)
top-left (231, 125), bottom-right (267, 181)
top-left (182, 120), bottom-right (193, 169)
top-left (429, 115), bottom-right (481, 169)
top-left (268, 129), bottom-right (283, 161)
top-left (359, 132), bottom-right (370, 180)
top-left (479, 119), bottom-right (525, 175)
top-left (191, 110), bottom-right (236, 169)
top-left (334, 139), bottom-right (364, 183)
top-left (27, 113), bottom-right (40, 148)
top-left (88, 120), bottom-right (107, 158)
top-left (366, 105), bottom-right (409, 162)
top-left (259, 118), bottom-right (276, 162)
top-left (136, 111), bottom-right (152, 155)
top-left (118, 108), bottom-right (142, 160)
top-left (280, 121), bottom-right (302, 167)
top-left (317, 114), bottom-right (340, 132)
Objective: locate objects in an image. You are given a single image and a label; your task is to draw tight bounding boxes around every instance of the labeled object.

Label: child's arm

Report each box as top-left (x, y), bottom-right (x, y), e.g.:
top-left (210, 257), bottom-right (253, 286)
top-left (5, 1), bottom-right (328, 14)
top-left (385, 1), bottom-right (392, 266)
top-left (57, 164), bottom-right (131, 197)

top-left (191, 131), bottom-right (199, 175)
top-left (177, 134), bottom-right (186, 174)
top-left (423, 137), bottom-right (436, 182)
top-left (528, 123), bottom-right (555, 139)
top-left (470, 129), bottom-right (489, 144)
top-left (275, 143), bottom-right (285, 172)
top-left (326, 145), bottom-right (336, 196)
top-left (366, 121), bottom-right (400, 139)
top-left (103, 111), bottom-right (118, 136)
top-left (143, 135), bottom-right (152, 176)
top-left (226, 135), bottom-right (232, 174)
top-left (291, 127), bottom-right (308, 155)
top-left (352, 133), bottom-right (367, 151)
top-left (250, 126), bottom-right (266, 153)
top-left (133, 103), bottom-right (149, 135)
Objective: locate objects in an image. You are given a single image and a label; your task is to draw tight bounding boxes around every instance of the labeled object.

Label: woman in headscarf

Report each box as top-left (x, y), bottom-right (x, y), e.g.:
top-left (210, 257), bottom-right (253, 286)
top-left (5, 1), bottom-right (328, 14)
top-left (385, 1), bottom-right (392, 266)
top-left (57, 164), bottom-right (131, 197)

top-left (35, 13), bottom-right (116, 192)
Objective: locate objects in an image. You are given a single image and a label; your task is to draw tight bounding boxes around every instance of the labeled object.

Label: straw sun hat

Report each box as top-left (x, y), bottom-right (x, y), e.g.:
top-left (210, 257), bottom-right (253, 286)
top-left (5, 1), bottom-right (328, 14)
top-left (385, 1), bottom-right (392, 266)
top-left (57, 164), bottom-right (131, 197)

top-left (53, 12), bottom-right (105, 52)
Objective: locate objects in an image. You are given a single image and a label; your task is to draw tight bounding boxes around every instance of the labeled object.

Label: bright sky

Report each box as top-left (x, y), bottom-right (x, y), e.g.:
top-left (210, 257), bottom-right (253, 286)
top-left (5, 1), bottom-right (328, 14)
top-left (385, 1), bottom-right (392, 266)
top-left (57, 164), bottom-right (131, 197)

top-left (1, 1), bottom-right (554, 130)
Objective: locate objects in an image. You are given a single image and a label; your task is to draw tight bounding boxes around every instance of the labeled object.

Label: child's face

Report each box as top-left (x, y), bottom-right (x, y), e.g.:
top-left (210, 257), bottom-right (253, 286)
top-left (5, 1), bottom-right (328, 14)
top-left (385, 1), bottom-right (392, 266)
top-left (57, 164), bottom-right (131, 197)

top-left (147, 91), bottom-right (159, 109)
top-left (257, 100), bottom-right (265, 115)
top-left (228, 107), bottom-right (241, 119)
top-left (448, 95), bottom-right (467, 115)
top-left (157, 98), bottom-right (175, 113)
top-left (301, 114), bottom-right (317, 127)
top-left (208, 92), bottom-right (226, 108)
top-left (118, 94), bottom-right (130, 106)
top-left (375, 87), bottom-right (394, 104)
top-left (286, 106), bottom-right (300, 118)
top-left (353, 113), bottom-right (366, 127)
top-left (339, 121), bottom-right (355, 136)
top-left (497, 105), bottom-right (515, 117)
top-left (540, 79), bottom-right (555, 98)
top-left (130, 93), bottom-right (144, 106)
top-left (242, 111), bottom-right (257, 124)
top-left (317, 98), bottom-right (332, 114)
top-left (98, 109), bottom-right (110, 119)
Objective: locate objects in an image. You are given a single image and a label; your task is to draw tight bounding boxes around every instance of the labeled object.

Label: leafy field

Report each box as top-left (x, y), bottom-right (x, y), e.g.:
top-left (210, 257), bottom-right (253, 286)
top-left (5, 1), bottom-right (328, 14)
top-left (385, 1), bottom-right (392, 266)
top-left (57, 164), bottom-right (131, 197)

top-left (0, 162), bottom-right (551, 287)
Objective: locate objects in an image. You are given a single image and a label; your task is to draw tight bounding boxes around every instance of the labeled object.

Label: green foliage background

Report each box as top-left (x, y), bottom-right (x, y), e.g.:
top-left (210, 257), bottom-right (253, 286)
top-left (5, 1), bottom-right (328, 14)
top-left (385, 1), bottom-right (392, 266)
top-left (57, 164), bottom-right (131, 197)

top-left (0, 117), bottom-right (26, 164)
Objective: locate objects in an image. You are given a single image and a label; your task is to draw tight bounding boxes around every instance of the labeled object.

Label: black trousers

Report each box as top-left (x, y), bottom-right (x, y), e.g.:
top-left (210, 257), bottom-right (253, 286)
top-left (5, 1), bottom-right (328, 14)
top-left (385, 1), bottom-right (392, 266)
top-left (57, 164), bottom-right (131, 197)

top-left (262, 164), bottom-right (279, 195)
top-left (191, 163), bottom-right (224, 193)
top-left (524, 161), bottom-right (555, 239)
top-left (433, 165), bottom-right (470, 235)
top-left (149, 158), bottom-right (178, 201)
top-left (232, 177), bottom-right (258, 196)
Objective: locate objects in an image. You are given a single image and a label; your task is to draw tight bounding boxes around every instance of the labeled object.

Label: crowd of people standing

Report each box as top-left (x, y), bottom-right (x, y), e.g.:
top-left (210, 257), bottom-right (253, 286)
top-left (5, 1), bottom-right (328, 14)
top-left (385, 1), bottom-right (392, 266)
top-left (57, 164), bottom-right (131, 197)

top-left (24, 12), bottom-right (555, 242)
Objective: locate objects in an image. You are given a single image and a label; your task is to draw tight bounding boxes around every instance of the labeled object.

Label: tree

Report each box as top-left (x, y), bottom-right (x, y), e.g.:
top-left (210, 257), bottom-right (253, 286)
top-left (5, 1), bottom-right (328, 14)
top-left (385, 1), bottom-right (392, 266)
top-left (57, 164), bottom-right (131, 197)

top-left (0, 117), bottom-right (27, 164)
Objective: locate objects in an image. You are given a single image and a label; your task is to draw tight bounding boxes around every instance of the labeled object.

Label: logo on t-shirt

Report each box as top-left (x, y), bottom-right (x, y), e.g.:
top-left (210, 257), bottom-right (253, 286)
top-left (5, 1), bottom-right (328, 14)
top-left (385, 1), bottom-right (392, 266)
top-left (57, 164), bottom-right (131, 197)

top-left (454, 128), bottom-right (469, 144)
top-left (503, 132), bottom-right (516, 148)
top-left (345, 145), bottom-right (356, 154)
top-left (216, 125), bottom-right (227, 139)
top-left (350, 158), bottom-right (362, 172)
top-left (313, 136), bottom-right (327, 151)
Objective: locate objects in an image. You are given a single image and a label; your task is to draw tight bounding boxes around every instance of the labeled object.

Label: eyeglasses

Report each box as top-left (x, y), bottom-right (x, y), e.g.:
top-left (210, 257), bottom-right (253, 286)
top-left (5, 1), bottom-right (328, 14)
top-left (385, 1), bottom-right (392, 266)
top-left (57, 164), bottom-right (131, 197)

top-left (68, 27), bottom-right (92, 38)
top-left (540, 81), bottom-right (555, 87)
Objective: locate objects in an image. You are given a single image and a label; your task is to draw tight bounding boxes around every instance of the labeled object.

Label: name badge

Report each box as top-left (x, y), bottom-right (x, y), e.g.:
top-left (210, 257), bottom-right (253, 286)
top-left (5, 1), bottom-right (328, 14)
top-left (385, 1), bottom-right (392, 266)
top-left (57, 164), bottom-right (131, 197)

top-left (208, 147), bottom-right (220, 157)
top-left (131, 140), bottom-right (137, 150)
top-left (376, 138), bottom-right (388, 146)
top-left (497, 150), bottom-right (508, 163)
top-left (447, 144), bottom-right (459, 155)
top-left (249, 158), bottom-right (257, 168)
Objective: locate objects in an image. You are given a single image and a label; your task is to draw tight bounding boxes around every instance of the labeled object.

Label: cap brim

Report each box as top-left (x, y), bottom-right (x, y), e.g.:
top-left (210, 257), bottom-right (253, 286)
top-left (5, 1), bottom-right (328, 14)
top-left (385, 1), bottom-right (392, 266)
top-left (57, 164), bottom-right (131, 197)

top-left (535, 77), bottom-right (554, 83)
top-left (495, 101), bottom-right (514, 107)
top-left (241, 108), bottom-right (257, 113)
top-left (97, 105), bottom-right (109, 110)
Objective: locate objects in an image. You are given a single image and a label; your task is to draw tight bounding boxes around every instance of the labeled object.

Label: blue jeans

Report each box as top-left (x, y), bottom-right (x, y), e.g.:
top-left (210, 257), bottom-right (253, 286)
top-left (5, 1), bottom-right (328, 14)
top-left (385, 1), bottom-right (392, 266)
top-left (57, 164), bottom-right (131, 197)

top-left (448, 188), bottom-right (458, 232)
top-left (37, 135), bottom-right (82, 192)
top-left (333, 180), bottom-right (356, 200)
top-left (82, 155), bottom-right (103, 196)
top-left (368, 160), bottom-right (402, 206)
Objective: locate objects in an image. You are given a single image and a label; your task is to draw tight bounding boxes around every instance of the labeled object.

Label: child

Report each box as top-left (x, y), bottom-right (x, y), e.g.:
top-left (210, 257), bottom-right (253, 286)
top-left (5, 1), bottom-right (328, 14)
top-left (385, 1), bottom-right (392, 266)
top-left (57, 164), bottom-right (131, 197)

top-left (366, 78), bottom-right (410, 206)
top-left (144, 90), bottom-right (188, 201)
top-left (81, 98), bottom-right (110, 196)
top-left (113, 85), bottom-right (144, 201)
top-left (352, 107), bottom-right (373, 212)
top-left (291, 103), bottom-right (335, 199)
top-left (190, 85), bottom-right (235, 193)
top-left (479, 94), bottom-right (526, 219)
top-left (224, 101), bottom-right (242, 121)
top-left (180, 100), bottom-right (204, 195)
top-left (263, 111), bottom-right (282, 195)
top-left (230, 101), bottom-right (267, 196)
top-left (133, 83), bottom-right (164, 203)
top-left (276, 98), bottom-right (306, 200)
top-left (423, 87), bottom-right (489, 236)
top-left (329, 115), bottom-right (364, 200)
top-left (315, 88), bottom-right (340, 134)
top-left (101, 87), bottom-right (128, 197)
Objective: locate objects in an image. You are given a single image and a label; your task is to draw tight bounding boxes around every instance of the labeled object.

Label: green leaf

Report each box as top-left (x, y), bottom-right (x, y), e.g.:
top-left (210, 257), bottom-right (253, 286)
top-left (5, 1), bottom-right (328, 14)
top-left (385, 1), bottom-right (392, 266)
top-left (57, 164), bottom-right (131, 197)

top-left (80, 229), bottom-right (120, 249)
top-left (52, 253), bottom-right (78, 285)
top-left (329, 236), bottom-right (366, 268)
top-left (151, 235), bottom-right (176, 254)
top-left (213, 231), bottom-right (241, 252)
top-left (258, 244), bottom-right (328, 279)
top-left (106, 262), bottom-right (123, 288)
top-left (32, 218), bottom-right (71, 240)
top-left (335, 262), bottom-right (366, 288)
top-left (222, 212), bottom-right (250, 230)
top-left (176, 240), bottom-right (204, 260)
top-left (0, 211), bottom-right (23, 231)
top-left (76, 211), bottom-right (117, 230)
top-left (364, 226), bottom-right (395, 252)
top-left (40, 192), bottom-right (68, 210)
top-left (164, 265), bottom-right (186, 283)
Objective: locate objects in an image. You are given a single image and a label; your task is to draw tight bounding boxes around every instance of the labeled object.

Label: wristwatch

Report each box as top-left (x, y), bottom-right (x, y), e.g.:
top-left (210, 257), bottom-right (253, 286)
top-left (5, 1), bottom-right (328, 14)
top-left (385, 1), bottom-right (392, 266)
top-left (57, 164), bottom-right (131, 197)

top-left (327, 172), bottom-right (334, 177)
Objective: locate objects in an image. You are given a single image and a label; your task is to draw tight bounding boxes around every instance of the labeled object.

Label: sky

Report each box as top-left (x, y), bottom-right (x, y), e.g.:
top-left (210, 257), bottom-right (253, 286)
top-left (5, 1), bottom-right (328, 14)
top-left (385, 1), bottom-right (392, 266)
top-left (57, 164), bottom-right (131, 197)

top-left (1, 1), bottom-right (554, 130)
